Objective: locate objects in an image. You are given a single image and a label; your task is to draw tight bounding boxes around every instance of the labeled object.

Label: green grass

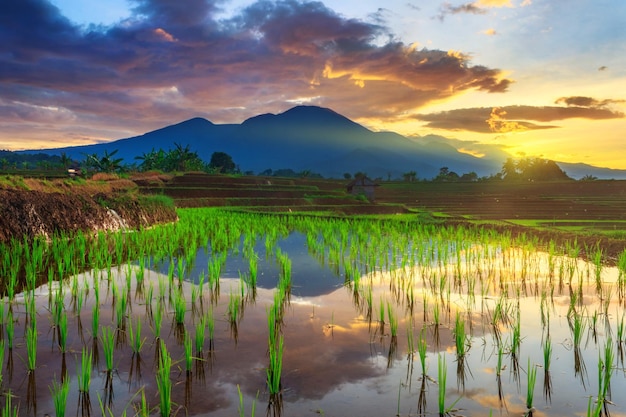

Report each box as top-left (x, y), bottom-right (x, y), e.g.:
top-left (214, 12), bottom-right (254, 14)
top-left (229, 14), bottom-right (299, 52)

top-left (26, 324), bottom-right (37, 372)
top-left (526, 358), bottom-right (538, 409)
top-left (156, 340), bottom-right (173, 417)
top-left (128, 317), bottom-right (146, 354)
top-left (2, 390), bottom-right (18, 417)
top-left (50, 377), bottom-right (70, 417)
top-left (101, 326), bottom-right (115, 372)
top-left (77, 347), bottom-right (92, 393)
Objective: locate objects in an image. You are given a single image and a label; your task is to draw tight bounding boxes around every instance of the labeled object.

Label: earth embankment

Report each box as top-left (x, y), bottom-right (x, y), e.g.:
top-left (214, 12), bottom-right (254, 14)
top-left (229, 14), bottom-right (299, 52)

top-left (0, 176), bottom-right (177, 242)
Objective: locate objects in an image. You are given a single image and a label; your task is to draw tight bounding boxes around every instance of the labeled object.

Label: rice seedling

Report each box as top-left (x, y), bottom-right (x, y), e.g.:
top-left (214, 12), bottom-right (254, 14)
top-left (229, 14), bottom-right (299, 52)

top-left (26, 323), bottom-right (37, 372)
top-left (228, 290), bottom-right (242, 326)
top-left (0, 340), bottom-right (4, 387)
top-left (526, 358), bottom-right (538, 410)
top-left (570, 310), bottom-right (585, 349)
top-left (184, 331), bottom-right (193, 373)
top-left (237, 384), bottom-right (258, 417)
top-left (58, 311), bottom-right (68, 353)
top-left (135, 389), bottom-right (150, 417)
top-left (156, 340), bottom-right (173, 417)
top-left (386, 301), bottom-right (398, 338)
top-left (206, 307), bottom-right (215, 351)
top-left (77, 347), bottom-right (93, 393)
top-left (173, 287), bottom-right (186, 326)
top-left (2, 390), bottom-right (18, 417)
top-left (6, 309), bottom-right (14, 350)
top-left (91, 303), bottom-right (100, 340)
top-left (543, 336), bottom-right (552, 372)
top-left (417, 329), bottom-right (428, 375)
top-left (267, 334), bottom-right (284, 395)
top-left (101, 326), bottom-right (115, 372)
top-left (436, 353), bottom-right (460, 416)
top-left (153, 301), bottom-right (163, 340)
top-left (598, 338), bottom-right (614, 411)
top-left (195, 316), bottom-right (206, 354)
top-left (453, 312), bottom-right (468, 358)
top-left (128, 316), bottom-right (146, 354)
top-left (496, 344), bottom-right (504, 377)
top-left (50, 376), bottom-right (70, 417)
top-left (97, 392), bottom-right (128, 417)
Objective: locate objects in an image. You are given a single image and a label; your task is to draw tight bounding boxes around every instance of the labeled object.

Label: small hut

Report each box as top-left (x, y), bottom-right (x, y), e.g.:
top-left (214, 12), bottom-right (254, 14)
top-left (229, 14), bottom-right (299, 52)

top-left (346, 176), bottom-right (379, 201)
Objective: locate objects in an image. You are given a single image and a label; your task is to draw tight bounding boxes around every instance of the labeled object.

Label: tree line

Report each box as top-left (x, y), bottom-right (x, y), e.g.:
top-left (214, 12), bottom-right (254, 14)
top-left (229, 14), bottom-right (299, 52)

top-left (0, 148), bottom-right (586, 182)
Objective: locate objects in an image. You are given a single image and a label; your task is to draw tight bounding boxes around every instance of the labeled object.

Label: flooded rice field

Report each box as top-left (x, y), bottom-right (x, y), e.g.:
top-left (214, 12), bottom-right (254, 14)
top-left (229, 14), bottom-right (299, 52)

top-left (1, 208), bottom-right (626, 416)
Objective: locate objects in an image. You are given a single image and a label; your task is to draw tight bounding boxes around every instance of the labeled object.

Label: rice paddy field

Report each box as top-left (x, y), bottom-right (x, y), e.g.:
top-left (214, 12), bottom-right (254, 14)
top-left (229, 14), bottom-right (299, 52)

top-left (1, 208), bottom-right (626, 416)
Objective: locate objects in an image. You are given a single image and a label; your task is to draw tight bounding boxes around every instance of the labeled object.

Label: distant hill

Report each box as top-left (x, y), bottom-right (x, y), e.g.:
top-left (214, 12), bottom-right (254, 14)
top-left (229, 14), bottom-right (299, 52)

top-left (18, 106), bottom-right (626, 179)
top-left (555, 162), bottom-right (626, 180)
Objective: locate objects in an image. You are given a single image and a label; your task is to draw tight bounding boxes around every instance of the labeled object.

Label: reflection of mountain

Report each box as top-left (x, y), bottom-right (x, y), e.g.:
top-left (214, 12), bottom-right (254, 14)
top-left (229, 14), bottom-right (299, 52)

top-left (162, 232), bottom-right (345, 297)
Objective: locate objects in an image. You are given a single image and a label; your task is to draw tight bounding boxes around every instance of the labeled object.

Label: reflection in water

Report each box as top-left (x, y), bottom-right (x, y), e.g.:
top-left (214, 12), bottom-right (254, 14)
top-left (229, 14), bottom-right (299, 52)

top-left (3, 218), bottom-right (626, 417)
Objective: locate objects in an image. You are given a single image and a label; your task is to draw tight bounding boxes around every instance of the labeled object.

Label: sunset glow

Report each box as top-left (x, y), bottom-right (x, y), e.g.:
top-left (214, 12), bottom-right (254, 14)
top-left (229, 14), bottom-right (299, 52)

top-left (2, 0), bottom-right (625, 169)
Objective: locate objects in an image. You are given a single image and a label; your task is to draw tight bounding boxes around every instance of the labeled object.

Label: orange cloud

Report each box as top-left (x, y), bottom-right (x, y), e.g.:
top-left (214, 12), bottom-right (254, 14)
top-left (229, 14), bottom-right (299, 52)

top-left (486, 107), bottom-right (528, 133)
top-left (153, 28), bottom-right (176, 42)
top-left (476, 0), bottom-right (513, 7)
top-left (414, 100), bottom-right (624, 134)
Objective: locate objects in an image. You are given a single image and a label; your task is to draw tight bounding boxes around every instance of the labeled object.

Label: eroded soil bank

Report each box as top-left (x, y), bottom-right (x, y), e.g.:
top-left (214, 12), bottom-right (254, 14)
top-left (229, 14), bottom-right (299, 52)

top-left (0, 189), bottom-right (177, 242)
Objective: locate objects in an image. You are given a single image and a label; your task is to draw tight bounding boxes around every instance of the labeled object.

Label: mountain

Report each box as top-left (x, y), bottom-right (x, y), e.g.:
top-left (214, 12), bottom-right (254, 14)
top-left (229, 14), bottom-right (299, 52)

top-left (20, 105), bottom-right (623, 179)
top-left (556, 162), bottom-right (626, 180)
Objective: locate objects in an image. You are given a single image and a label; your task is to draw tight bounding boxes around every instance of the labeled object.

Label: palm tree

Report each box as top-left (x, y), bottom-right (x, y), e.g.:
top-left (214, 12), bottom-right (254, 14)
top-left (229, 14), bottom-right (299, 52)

top-left (83, 149), bottom-right (124, 173)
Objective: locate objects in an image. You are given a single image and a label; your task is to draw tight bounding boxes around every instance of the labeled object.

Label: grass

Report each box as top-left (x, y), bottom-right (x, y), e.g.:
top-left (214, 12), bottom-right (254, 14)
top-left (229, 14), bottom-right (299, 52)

top-left (437, 353), bottom-right (447, 415)
top-left (128, 316), bottom-right (146, 354)
top-left (156, 340), bottom-right (173, 417)
top-left (237, 385), bottom-right (258, 417)
top-left (2, 391), bottom-right (18, 417)
top-left (454, 312), bottom-right (468, 358)
top-left (26, 324), bottom-right (37, 372)
top-left (77, 347), bottom-right (92, 393)
top-left (526, 358), bottom-right (538, 409)
top-left (101, 326), bottom-right (115, 372)
top-left (184, 331), bottom-right (193, 373)
top-left (58, 311), bottom-right (68, 353)
top-left (50, 377), bottom-right (70, 417)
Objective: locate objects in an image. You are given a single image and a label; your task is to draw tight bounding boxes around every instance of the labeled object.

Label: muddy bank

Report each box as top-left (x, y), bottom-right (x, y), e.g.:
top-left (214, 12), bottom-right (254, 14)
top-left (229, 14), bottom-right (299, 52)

top-left (0, 189), bottom-right (177, 242)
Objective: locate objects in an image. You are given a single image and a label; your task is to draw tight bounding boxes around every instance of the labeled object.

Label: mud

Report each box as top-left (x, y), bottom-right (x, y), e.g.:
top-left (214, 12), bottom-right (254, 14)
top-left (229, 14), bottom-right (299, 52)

top-left (0, 189), bottom-right (177, 242)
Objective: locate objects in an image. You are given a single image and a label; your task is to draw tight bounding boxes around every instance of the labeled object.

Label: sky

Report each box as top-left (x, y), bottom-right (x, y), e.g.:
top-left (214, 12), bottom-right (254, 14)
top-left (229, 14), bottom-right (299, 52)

top-left (1, 0), bottom-right (625, 168)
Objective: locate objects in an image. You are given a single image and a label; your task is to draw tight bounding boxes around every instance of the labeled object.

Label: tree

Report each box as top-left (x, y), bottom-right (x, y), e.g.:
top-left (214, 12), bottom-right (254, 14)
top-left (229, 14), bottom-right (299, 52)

top-left (135, 148), bottom-right (166, 172)
top-left (60, 152), bottom-right (73, 169)
top-left (208, 152), bottom-right (236, 174)
top-left (402, 171), bottom-right (417, 182)
top-left (166, 143), bottom-right (204, 172)
top-left (343, 172), bottom-right (352, 180)
top-left (83, 149), bottom-right (124, 173)
top-left (460, 172), bottom-right (478, 182)
top-left (500, 157), bottom-right (519, 180)
top-left (500, 157), bottom-right (570, 181)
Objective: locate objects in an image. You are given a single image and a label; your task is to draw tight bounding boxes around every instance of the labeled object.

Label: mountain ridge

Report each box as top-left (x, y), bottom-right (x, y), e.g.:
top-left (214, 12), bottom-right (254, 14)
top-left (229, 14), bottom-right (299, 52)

top-left (18, 105), bottom-right (626, 179)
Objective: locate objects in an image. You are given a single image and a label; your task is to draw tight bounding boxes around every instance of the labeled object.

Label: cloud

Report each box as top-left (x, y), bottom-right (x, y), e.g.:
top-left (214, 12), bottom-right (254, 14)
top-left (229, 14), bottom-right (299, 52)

top-left (475, 0), bottom-right (513, 7)
top-left (437, 0), bottom-right (516, 20)
top-left (0, 0), bottom-right (512, 148)
top-left (437, 2), bottom-right (487, 20)
top-left (415, 100), bottom-right (624, 133)
top-left (481, 28), bottom-right (497, 36)
top-left (555, 96), bottom-right (625, 109)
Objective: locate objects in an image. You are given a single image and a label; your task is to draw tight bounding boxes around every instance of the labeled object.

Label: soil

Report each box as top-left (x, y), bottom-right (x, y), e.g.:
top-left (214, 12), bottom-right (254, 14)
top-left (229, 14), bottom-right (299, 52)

top-left (0, 189), bottom-right (177, 243)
